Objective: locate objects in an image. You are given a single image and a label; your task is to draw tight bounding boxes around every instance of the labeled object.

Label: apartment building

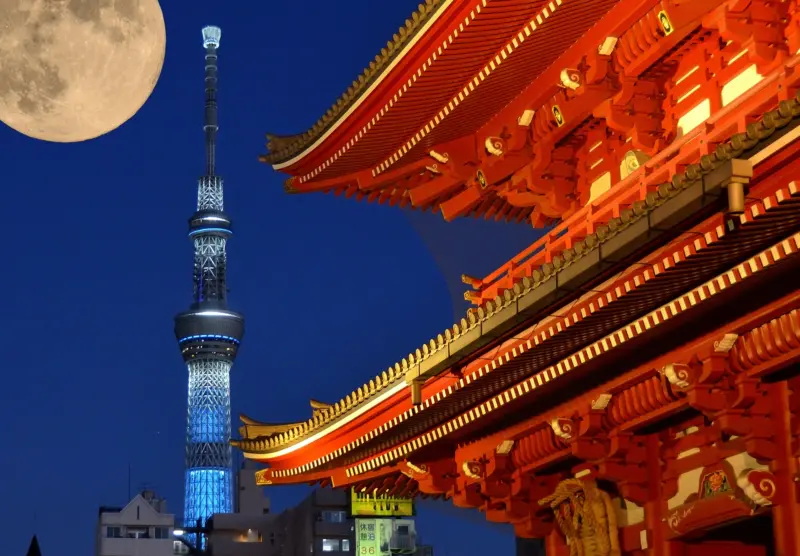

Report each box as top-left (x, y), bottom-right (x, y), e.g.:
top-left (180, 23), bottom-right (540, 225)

top-left (95, 490), bottom-right (177, 556)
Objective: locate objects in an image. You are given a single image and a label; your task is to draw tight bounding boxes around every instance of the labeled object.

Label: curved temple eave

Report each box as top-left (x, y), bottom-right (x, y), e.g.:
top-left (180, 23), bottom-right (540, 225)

top-left (237, 416), bottom-right (306, 440)
top-left (264, 0), bottom-right (655, 188)
top-left (235, 164), bottom-right (800, 477)
top-left (238, 54), bottom-right (800, 455)
top-left (258, 0), bottom-right (451, 168)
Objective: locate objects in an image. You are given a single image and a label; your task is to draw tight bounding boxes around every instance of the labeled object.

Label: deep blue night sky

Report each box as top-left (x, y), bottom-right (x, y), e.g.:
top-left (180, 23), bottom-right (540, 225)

top-left (0, 1), bottom-right (543, 554)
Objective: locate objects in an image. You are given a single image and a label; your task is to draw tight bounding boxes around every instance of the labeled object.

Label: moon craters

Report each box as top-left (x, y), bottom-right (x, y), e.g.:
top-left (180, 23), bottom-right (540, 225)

top-left (0, 58), bottom-right (66, 116)
top-left (67, 0), bottom-right (103, 22)
top-left (0, 0), bottom-right (166, 142)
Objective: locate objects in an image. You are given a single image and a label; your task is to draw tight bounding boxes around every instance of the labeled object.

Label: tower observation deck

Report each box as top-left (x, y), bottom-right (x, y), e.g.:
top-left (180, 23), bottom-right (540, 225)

top-left (174, 25), bottom-right (244, 533)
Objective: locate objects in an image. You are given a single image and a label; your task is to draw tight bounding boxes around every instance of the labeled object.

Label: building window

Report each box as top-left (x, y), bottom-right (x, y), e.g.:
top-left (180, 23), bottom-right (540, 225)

top-left (106, 527), bottom-right (122, 538)
top-left (127, 528), bottom-right (149, 539)
top-left (397, 525), bottom-right (409, 535)
top-left (154, 527), bottom-right (170, 539)
top-left (322, 510), bottom-right (347, 523)
top-left (342, 539), bottom-right (351, 552)
top-left (322, 538), bottom-right (341, 552)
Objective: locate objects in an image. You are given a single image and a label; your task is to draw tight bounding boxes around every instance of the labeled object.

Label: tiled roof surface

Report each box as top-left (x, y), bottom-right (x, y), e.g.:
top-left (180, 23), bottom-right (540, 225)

top-left (261, 0), bottom-right (447, 165)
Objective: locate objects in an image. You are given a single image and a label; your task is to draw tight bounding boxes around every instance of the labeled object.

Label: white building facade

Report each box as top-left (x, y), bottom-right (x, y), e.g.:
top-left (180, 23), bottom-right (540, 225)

top-left (207, 513), bottom-right (276, 556)
top-left (235, 460), bottom-right (270, 516)
top-left (95, 490), bottom-right (178, 556)
top-left (206, 460), bottom-right (273, 556)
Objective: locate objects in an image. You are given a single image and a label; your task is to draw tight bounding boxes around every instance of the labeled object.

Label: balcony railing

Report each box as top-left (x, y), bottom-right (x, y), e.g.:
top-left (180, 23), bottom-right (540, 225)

top-left (466, 53), bottom-right (800, 304)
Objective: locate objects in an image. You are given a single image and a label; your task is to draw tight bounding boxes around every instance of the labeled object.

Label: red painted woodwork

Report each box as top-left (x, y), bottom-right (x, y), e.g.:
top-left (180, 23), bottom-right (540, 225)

top-left (241, 0), bottom-right (800, 554)
top-left (269, 0), bottom-right (800, 230)
top-left (250, 173), bottom-right (800, 478)
top-left (280, 0), bottom-right (637, 181)
top-left (471, 52), bottom-right (800, 304)
top-left (685, 546), bottom-right (766, 556)
top-left (244, 206), bottom-right (800, 556)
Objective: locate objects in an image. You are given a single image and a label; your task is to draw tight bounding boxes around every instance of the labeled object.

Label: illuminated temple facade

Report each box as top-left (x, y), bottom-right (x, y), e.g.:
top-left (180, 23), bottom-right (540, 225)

top-left (235, 1), bottom-right (800, 554)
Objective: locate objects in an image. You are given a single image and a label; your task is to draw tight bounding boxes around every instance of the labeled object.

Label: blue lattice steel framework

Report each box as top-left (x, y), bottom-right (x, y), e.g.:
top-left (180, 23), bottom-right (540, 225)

top-left (173, 25), bottom-right (244, 540)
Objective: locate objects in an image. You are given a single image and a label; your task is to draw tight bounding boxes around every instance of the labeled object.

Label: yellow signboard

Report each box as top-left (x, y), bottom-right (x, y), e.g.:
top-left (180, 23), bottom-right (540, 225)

top-left (350, 489), bottom-right (414, 517)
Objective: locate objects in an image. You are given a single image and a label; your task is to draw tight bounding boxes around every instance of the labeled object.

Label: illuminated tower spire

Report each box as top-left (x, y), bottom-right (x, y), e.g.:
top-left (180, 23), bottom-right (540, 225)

top-left (173, 25), bottom-right (244, 538)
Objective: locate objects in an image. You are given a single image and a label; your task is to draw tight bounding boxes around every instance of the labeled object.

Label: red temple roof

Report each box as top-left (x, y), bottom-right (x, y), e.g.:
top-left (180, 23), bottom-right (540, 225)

top-left (261, 0), bottom-right (682, 223)
top-left (236, 146), bottom-right (800, 481)
top-left (238, 0), bottom-right (800, 513)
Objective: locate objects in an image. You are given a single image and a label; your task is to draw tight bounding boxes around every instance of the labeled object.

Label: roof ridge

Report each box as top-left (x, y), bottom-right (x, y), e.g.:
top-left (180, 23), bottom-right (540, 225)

top-left (260, 0), bottom-right (447, 165)
top-left (26, 535), bottom-right (41, 556)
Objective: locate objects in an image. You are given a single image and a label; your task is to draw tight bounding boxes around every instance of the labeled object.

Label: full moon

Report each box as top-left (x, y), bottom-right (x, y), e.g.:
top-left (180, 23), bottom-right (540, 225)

top-left (0, 0), bottom-right (166, 142)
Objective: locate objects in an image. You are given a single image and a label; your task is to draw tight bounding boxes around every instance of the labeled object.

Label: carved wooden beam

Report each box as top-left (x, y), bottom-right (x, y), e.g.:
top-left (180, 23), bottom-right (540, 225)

top-left (408, 172), bottom-right (463, 207)
top-left (703, 0), bottom-right (791, 74)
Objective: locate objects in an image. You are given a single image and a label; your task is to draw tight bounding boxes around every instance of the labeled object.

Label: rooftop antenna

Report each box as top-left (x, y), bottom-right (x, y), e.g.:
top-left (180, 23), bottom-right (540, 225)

top-left (201, 24), bottom-right (221, 176)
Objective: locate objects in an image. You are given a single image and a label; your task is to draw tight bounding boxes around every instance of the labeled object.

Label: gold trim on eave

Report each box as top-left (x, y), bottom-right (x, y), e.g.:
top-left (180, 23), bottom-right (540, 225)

top-left (344, 232), bottom-right (800, 477)
top-left (265, 0), bottom-right (452, 170)
top-left (236, 103), bottom-right (800, 461)
top-left (372, 0), bottom-right (563, 178)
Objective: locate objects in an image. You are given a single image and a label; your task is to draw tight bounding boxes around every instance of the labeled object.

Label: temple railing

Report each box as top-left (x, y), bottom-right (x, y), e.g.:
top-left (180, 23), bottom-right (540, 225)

top-left (468, 53), bottom-right (800, 304)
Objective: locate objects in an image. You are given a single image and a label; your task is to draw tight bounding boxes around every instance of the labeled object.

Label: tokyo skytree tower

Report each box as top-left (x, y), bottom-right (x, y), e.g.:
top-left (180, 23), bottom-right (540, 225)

top-left (173, 25), bottom-right (244, 533)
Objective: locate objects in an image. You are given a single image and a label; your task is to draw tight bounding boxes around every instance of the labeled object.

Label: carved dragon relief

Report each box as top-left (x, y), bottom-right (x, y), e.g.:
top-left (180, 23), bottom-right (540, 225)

top-left (539, 478), bottom-right (621, 556)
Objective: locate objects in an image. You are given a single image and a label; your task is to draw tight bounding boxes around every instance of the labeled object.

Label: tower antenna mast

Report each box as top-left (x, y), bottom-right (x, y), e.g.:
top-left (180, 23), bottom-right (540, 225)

top-left (173, 25), bottom-right (245, 544)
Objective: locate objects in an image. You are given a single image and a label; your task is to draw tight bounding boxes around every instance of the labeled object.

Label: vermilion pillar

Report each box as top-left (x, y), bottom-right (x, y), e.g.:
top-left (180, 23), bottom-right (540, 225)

top-left (770, 382), bottom-right (800, 556)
